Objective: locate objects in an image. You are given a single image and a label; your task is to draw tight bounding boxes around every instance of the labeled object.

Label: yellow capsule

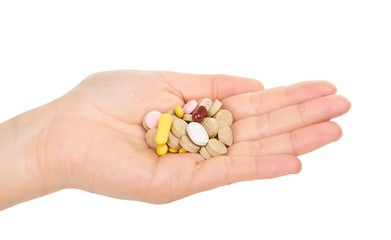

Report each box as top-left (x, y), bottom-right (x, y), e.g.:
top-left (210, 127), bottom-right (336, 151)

top-left (156, 144), bottom-right (168, 156)
top-left (155, 113), bottom-right (172, 145)
top-left (168, 147), bottom-right (178, 153)
top-left (178, 147), bottom-right (187, 153)
top-left (175, 105), bottom-right (184, 118)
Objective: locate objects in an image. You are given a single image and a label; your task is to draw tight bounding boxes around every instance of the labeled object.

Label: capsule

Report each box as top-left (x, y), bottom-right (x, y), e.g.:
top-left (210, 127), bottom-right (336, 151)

top-left (156, 144), bottom-right (168, 156)
top-left (155, 113), bottom-right (172, 145)
top-left (175, 105), bottom-right (184, 118)
top-left (192, 106), bottom-right (207, 122)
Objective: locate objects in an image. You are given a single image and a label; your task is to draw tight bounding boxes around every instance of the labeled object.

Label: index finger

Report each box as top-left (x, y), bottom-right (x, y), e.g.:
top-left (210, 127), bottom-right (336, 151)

top-left (158, 71), bottom-right (264, 101)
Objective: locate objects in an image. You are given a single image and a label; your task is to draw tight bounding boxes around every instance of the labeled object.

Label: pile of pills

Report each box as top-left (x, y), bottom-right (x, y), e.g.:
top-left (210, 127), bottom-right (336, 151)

top-left (142, 98), bottom-right (234, 160)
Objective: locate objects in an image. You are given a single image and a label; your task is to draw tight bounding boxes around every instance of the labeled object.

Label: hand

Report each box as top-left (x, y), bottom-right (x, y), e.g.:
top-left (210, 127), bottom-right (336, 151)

top-left (0, 70), bottom-right (351, 208)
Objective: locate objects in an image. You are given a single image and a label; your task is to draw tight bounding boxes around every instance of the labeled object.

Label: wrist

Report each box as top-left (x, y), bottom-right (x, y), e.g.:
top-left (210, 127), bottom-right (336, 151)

top-left (0, 101), bottom-right (62, 210)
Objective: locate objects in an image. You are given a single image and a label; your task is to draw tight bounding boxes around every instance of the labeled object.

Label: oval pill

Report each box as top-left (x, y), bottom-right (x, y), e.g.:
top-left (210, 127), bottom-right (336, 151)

top-left (175, 105), bottom-right (184, 118)
top-left (178, 148), bottom-right (187, 153)
top-left (201, 117), bottom-right (219, 138)
top-left (206, 139), bottom-right (227, 157)
top-left (168, 147), bottom-right (178, 153)
top-left (143, 110), bottom-right (162, 129)
top-left (180, 135), bottom-right (201, 153)
top-left (218, 124), bottom-right (233, 146)
top-left (206, 99), bottom-right (222, 117)
top-left (156, 144), bottom-right (168, 156)
top-left (183, 100), bottom-right (198, 114)
top-left (155, 113), bottom-right (173, 145)
top-left (192, 106), bottom-right (207, 122)
top-left (187, 122), bottom-right (209, 146)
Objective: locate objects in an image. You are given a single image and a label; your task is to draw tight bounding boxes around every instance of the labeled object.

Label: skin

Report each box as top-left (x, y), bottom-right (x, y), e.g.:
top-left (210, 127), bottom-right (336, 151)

top-left (0, 70), bottom-right (351, 210)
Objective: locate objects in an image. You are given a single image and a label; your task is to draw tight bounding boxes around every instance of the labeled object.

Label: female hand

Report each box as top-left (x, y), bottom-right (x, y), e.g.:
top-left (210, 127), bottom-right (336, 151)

top-left (0, 70), bottom-right (350, 209)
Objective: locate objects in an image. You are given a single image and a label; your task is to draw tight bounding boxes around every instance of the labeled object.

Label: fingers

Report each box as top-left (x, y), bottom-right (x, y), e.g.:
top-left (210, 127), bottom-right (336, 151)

top-left (222, 80), bottom-right (337, 121)
top-left (159, 71), bottom-right (264, 101)
top-left (228, 121), bottom-right (342, 156)
top-left (192, 155), bottom-right (301, 191)
top-left (232, 95), bottom-right (351, 142)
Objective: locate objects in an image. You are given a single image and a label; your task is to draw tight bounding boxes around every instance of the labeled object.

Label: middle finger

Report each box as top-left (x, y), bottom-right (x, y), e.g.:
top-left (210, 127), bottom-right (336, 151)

top-left (232, 95), bottom-right (350, 142)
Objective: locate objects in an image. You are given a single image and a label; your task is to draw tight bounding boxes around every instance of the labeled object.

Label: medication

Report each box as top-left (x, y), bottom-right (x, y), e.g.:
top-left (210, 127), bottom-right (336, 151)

top-left (155, 113), bottom-right (172, 145)
top-left (178, 147), bottom-right (187, 153)
top-left (205, 138), bottom-right (227, 157)
top-left (167, 131), bottom-right (181, 150)
top-left (164, 111), bottom-right (178, 123)
top-left (187, 122), bottom-right (209, 146)
top-left (143, 98), bottom-right (233, 159)
top-left (179, 135), bottom-right (200, 153)
top-left (201, 117), bottom-right (219, 138)
top-left (171, 118), bottom-right (188, 139)
top-left (156, 144), bottom-right (168, 156)
top-left (183, 99), bottom-right (198, 114)
top-left (171, 114), bottom-right (179, 122)
top-left (192, 106), bottom-right (207, 122)
top-left (168, 148), bottom-right (178, 153)
top-left (182, 114), bottom-right (193, 122)
top-left (143, 110), bottom-right (162, 130)
top-left (166, 109), bottom-right (175, 115)
top-left (198, 98), bottom-right (213, 111)
top-left (207, 99), bottom-right (222, 117)
top-left (145, 128), bottom-right (158, 149)
top-left (214, 109), bottom-right (233, 126)
top-left (175, 105), bottom-right (184, 118)
top-left (218, 124), bottom-right (233, 146)
top-left (199, 147), bottom-right (212, 160)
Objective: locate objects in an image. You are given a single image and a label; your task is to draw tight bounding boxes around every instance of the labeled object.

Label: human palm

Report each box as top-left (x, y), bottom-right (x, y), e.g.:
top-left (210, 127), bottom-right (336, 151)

top-left (44, 70), bottom-right (350, 203)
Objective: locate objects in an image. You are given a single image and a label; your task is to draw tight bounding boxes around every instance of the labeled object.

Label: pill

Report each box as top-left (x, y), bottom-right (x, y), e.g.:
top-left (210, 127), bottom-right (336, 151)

top-left (166, 109), bottom-right (175, 115)
top-left (171, 114), bottom-right (179, 122)
top-left (187, 122), bottom-right (209, 146)
top-left (205, 139), bottom-right (227, 157)
top-left (207, 99), bottom-right (222, 117)
top-left (171, 118), bottom-right (188, 139)
top-left (199, 147), bottom-right (212, 160)
top-left (178, 147), bottom-right (187, 153)
top-left (201, 117), bottom-right (219, 138)
top-left (156, 144), bottom-right (168, 156)
top-left (218, 121), bottom-right (229, 128)
top-left (167, 131), bottom-right (181, 150)
top-left (183, 99), bottom-right (198, 114)
top-left (192, 106), bottom-right (207, 122)
top-left (180, 135), bottom-right (200, 153)
top-left (182, 114), bottom-right (193, 122)
top-left (165, 109), bottom-right (179, 122)
top-left (168, 147), bottom-right (178, 153)
top-left (175, 105), bottom-right (184, 118)
top-left (218, 124), bottom-right (233, 146)
top-left (145, 128), bottom-right (158, 149)
top-left (143, 110), bottom-right (162, 130)
top-left (198, 98), bottom-right (213, 111)
top-left (155, 113), bottom-right (172, 145)
top-left (214, 109), bottom-right (233, 126)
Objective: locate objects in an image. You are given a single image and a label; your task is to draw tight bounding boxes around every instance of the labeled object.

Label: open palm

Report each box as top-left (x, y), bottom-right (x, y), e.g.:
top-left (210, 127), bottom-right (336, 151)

top-left (44, 70), bottom-right (350, 203)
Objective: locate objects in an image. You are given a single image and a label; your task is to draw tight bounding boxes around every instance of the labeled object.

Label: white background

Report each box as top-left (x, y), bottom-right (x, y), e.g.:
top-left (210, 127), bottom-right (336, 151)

top-left (0, 0), bottom-right (390, 239)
